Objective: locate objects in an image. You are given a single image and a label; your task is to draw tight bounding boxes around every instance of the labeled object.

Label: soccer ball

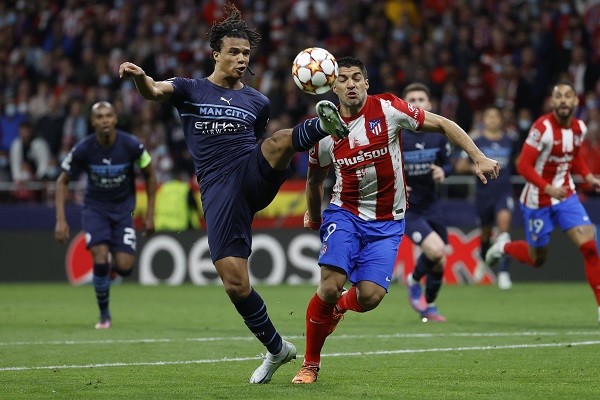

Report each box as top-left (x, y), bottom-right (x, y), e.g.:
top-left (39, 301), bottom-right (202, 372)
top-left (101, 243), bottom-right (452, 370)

top-left (292, 47), bottom-right (338, 95)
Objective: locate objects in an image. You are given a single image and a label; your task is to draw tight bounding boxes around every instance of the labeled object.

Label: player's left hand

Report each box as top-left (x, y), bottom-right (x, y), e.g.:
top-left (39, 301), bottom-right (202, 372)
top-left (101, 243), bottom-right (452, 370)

top-left (588, 176), bottom-right (600, 192)
top-left (430, 164), bottom-right (446, 183)
top-left (475, 156), bottom-right (500, 184)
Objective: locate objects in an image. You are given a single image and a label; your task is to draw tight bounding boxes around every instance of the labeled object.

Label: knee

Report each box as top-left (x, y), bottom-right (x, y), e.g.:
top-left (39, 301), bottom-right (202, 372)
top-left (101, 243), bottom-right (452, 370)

top-left (426, 247), bottom-right (446, 265)
top-left (223, 279), bottom-right (250, 302)
top-left (114, 260), bottom-right (134, 272)
top-left (358, 291), bottom-right (385, 311)
top-left (224, 284), bottom-right (248, 303)
top-left (318, 281), bottom-right (343, 303)
top-left (267, 129), bottom-right (292, 152)
top-left (532, 256), bottom-right (546, 268)
top-left (113, 257), bottom-right (135, 276)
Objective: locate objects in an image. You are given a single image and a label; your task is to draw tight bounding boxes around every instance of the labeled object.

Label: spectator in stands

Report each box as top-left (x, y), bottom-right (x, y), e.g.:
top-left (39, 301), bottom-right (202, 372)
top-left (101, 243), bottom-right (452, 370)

top-left (9, 120), bottom-right (51, 182)
top-left (61, 97), bottom-right (88, 157)
top-left (35, 96), bottom-right (65, 159)
top-left (460, 63), bottom-right (495, 117)
top-left (0, 0), bottom-right (599, 207)
top-left (1, 100), bottom-right (28, 157)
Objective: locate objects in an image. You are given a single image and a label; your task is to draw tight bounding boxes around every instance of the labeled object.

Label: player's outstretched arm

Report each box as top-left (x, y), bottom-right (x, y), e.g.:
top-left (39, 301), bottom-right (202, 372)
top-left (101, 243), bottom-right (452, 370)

top-left (54, 172), bottom-right (71, 244)
top-left (304, 166), bottom-right (328, 230)
top-left (119, 62), bottom-right (174, 102)
top-left (420, 111), bottom-right (499, 184)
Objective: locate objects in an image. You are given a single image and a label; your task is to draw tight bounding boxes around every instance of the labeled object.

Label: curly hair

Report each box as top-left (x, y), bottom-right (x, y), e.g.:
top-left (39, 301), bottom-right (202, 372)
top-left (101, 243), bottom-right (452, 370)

top-left (206, 3), bottom-right (261, 53)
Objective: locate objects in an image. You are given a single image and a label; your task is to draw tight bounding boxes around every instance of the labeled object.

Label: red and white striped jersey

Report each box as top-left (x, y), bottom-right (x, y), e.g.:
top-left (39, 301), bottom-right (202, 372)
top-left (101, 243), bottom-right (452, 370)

top-left (309, 94), bottom-right (424, 221)
top-left (520, 113), bottom-right (587, 208)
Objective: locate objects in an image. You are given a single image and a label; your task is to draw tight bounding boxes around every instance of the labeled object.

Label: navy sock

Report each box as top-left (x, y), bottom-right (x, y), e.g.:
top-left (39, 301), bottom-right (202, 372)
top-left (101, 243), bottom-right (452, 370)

top-left (234, 288), bottom-right (283, 355)
top-left (425, 270), bottom-right (444, 304)
top-left (412, 253), bottom-right (436, 282)
top-left (498, 255), bottom-right (511, 272)
top-left (291, 117), bottom-right (328, 152)
top-left (480, 241), bottom-right (491, 262)
top-left (93, 263), bottom-right (111, 320)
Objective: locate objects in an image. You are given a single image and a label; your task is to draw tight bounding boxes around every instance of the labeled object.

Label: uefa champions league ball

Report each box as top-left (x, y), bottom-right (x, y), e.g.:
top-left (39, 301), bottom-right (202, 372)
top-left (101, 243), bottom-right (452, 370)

top-left (292, 47), bottom-right (338, 95)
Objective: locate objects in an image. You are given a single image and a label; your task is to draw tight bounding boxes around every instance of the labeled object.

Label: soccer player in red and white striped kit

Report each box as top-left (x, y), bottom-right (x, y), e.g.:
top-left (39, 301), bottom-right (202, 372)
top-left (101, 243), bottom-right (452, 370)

top-left (486, 81), bottom-right (600, 322)
top-left (293, 56), bottom-right (500, 384)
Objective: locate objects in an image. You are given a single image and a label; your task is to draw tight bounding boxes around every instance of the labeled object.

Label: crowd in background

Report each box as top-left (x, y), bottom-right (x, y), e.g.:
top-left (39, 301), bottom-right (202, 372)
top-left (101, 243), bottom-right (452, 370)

top-left (1, 0), bottom-right (599, 204)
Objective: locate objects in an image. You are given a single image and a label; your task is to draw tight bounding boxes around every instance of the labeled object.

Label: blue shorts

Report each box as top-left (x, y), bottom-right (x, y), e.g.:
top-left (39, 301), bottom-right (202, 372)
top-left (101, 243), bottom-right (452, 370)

top-left (82, 202), bottom-right (136, 254)
top-left (201, 145), bottom-right (290, 263)
top-left (520, 194), bottom-right (592, 247)
top-left (318, 205), bottom-right (405, 291)
top-left (404, 206), bottom-right (448, 245)
top-left (476, 194), bottom-right (515, 226)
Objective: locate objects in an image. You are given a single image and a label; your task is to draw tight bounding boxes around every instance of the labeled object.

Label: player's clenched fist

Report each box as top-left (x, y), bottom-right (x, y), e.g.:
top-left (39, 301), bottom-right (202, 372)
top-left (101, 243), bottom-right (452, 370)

top-left (119, 62), bottom-right (145, 79)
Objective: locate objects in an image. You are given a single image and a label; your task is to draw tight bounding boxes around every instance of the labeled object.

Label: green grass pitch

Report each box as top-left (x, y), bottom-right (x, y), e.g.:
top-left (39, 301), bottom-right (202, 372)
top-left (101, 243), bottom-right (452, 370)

top-left (1, 282), bottom-right (599, 399)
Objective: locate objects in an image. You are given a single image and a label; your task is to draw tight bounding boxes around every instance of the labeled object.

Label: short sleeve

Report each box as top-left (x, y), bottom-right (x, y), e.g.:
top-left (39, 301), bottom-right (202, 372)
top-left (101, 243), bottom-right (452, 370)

top-left (308, 137), bottom-right (334, 168)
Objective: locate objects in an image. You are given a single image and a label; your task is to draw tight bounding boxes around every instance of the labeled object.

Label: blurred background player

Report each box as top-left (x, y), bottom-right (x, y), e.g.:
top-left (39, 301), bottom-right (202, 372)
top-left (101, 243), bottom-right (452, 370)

top-left (486, 81), bottom-right (600, 321)
top-left (154, 166), bottom-right (201, 231)
top-left (54, 101), bottom-right (156, 329)
top-left (294, 56), bottom-right (500, 384)
top-left (119, 3), bottom-right (347, 384)
top-left (456, 106), bottom-right (519, 289)
top-left (401, 83), bottom-right (453, 321)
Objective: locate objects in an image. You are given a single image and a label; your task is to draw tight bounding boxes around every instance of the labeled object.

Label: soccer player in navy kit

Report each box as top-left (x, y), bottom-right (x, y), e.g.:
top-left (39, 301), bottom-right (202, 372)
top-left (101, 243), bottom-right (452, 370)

top-left (119, 4), bottom-right (348, 384)
top-left (401, 83), bottom-right (453, 321)
top-left (55, 101), bottom-right (157, 329)
top-left (456, 106), bottom-right (519, 290)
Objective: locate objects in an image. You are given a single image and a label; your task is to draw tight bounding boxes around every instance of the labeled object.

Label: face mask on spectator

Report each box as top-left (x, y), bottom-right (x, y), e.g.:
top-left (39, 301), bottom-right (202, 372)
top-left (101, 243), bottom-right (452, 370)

top-left (17, 102), bottom-right (28, 114)
top-left (46, 166), bottom-right (59, 179)
top-left (518, 119), bottom-right (531, 130)
top-left (5, 103), bottom-right (16, 117)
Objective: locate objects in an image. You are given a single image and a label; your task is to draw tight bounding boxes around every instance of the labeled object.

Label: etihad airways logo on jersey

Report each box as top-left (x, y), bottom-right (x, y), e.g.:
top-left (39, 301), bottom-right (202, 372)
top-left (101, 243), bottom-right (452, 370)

top-left (194, 121), bottom-right (246, 135)
top-left (335, 147), bottom-right (389, 166)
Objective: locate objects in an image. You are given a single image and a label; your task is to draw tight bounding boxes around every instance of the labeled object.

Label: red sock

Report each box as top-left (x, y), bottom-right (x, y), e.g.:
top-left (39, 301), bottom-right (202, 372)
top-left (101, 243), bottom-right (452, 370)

top-left (504, 240), bottom-right (536, 267)
top-left (304, 293), bottom-right (336, 365)
top-left (580, 240), bottom-right (600, 306)
top-left (336, 286), bottom-right (366, 313)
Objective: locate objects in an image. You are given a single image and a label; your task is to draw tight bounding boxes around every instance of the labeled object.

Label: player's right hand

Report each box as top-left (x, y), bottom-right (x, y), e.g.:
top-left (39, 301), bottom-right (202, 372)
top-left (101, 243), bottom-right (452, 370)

top-left (119, 62), bottom-right (145, 79)
top-left (54, 220), bottom-right (70, 244)
top-left (304, 211), bottom-right (321, 231)
top-left (544, 185), bottom-right (568, 200)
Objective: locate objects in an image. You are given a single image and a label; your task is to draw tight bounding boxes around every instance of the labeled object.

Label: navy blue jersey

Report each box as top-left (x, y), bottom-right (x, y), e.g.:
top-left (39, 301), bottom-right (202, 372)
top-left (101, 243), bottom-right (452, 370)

top-left (402, 130), bottom-right (453, 210)
top-left (61, 130), bottom-right (145, 210)
top-left (461, 134), bottom-right (518, 199)
top-left (167, 77), bottom-right (270, 184)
